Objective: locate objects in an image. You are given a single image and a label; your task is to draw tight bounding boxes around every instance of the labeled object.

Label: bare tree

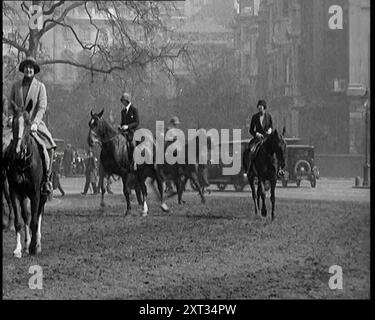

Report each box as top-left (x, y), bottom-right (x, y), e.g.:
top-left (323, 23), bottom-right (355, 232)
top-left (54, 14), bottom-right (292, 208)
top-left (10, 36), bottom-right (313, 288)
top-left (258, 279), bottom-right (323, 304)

top-left (2, 1), bottom-right (189, 76)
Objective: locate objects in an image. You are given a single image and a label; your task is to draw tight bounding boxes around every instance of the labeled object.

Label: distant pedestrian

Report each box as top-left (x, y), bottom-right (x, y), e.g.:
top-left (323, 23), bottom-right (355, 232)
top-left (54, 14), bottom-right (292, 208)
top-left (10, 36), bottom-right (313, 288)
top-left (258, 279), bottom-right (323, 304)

top-left (81, 150), bottom-right (98, 195)
top-left (51, 154), bottom-right (65, 197)
top-left (63, 144), bottom-right (73, 177)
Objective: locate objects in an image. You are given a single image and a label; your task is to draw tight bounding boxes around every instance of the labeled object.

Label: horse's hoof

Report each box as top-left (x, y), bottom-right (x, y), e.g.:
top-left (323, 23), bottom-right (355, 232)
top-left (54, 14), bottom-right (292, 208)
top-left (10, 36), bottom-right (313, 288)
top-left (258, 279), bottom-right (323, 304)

top-left (160, 203), bottom-right (170, 212)
top-left (13, 251), bottom-right (22, 259)
top-left (141, 212), bottom-right (148, 217)
top-left (261, 210), bottom-right (267, 217)
top-left (125, 209), bottom-right (131, 216)
top-left (100, 202), bottom-right (106, 208)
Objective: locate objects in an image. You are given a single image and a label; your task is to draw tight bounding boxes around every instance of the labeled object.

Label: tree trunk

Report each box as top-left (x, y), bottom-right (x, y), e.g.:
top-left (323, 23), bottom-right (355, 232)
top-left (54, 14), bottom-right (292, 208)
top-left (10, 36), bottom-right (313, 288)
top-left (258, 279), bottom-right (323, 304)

top-left (28, 0), bottom-right (42, 58)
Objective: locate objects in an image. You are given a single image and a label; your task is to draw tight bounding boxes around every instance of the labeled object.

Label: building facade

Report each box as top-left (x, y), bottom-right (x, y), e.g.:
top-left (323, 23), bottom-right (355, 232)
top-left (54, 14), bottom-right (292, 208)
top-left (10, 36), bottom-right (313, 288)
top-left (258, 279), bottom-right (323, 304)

top-left (233, 0), bottom-right (370, 155)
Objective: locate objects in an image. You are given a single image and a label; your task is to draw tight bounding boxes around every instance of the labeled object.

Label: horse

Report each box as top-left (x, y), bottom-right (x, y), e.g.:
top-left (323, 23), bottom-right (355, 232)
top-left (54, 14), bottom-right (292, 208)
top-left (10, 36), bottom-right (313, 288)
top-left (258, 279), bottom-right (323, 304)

top-left (243, 129), bottom-right (286, 220)
top-left (6, 102), bottom-right (48, 257)
top-left (2, 103), bottom-right (14, 230)
top-left (2, 166), bottom-right (14, 231)
top-left (155, 135), bottom-right (210, 205)
top-left (87, 109), bottom-right (168, 216)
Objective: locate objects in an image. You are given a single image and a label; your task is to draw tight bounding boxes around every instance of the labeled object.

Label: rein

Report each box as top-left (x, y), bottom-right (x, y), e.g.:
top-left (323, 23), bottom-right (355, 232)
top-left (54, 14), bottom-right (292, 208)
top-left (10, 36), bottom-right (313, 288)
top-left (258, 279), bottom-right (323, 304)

top-left (11, 137), bottom-right (33, 172)
top-left (94, 120), bottom-right (119, 145)
top-left (101, 133), bottom-right (118, 144)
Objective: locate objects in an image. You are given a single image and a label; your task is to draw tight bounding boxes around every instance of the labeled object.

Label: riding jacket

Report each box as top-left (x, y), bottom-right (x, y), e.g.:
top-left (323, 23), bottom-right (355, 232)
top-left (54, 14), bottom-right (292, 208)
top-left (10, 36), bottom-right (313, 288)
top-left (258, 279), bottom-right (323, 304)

top-left (120, 103), bottom-right (139, 141)
top-left (249, 112), bottom-right (273, 138)
top-left (9, 77), bottom-right (56, 149)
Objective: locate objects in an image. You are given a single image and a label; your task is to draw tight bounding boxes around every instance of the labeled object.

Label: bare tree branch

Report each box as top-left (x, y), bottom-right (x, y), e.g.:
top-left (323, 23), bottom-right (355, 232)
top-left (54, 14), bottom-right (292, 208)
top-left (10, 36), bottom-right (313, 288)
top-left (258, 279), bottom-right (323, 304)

top-left (41, 1), bottom-right (85, 35)
top-left (39, 58), bottom-right (129, 74)
top-left (2, 36), bottom-right (28, 53)
top-left (43, 0), bottom-right (65, 16)
top-left (21, 1), bottom-right (31, 18)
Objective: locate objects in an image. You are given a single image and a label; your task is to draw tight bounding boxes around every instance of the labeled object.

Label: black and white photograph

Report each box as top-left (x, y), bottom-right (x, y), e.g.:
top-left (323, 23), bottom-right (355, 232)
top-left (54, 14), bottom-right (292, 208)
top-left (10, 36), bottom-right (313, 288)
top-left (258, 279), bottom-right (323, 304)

top-left (2, 0), bottom-right (371, 304)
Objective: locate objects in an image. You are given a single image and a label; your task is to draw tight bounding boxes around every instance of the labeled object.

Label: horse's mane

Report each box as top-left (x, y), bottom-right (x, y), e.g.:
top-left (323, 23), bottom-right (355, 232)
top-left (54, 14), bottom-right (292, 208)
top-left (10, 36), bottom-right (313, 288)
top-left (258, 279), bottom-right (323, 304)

top-left (99, 117), bottom-right (117, 138)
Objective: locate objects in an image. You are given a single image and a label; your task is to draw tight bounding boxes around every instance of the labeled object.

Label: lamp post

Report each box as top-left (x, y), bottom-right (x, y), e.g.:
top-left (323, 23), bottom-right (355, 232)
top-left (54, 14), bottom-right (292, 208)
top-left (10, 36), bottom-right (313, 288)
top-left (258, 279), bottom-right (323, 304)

top-left (362, 88), bottom-right (370, 186)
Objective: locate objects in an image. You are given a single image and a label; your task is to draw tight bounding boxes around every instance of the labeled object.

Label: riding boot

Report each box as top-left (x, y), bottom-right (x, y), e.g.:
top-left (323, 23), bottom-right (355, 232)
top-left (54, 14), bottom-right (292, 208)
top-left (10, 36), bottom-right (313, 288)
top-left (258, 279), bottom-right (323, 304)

top-left (129, 141), bottom-right (137, 171)
top-left (41, 148), bottom-right (54, 195)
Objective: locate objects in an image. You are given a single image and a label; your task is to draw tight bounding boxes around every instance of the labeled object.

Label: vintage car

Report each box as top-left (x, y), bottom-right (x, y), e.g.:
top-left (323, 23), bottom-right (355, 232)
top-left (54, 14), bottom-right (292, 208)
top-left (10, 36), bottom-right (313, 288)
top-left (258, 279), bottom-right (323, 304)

top-left (204, 139), bottom-right (249, 191)
top-left (280, 138), bottom-right (320, 188)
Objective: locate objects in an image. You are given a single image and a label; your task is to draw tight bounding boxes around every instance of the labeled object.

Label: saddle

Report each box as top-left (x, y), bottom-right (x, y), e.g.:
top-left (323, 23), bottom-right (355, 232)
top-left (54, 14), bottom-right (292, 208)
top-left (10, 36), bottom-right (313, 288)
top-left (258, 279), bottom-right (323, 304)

top-left (248, 137), bottom-right (264, 159)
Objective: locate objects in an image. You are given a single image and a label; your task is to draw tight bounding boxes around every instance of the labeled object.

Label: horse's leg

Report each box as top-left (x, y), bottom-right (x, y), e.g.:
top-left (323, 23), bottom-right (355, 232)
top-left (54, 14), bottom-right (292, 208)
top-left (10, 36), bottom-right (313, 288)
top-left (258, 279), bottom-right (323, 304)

top-left (248, 175), bottom-right (258, 215)
top-left (175, 176), bottom-right (183, 205)
top-left (122, 175), bottom-right (131, 216)
top-left (141, 181), bottom-right (148, 217)
top-left (190, 171), bottom-right (206, 204)
top-left (20, 197), bottom-right (31, 255)
top-left (99, 166), bottom-right (106, 207)
top-left (135, 173), bottom-right (148, 217)
top-left (259, 180), bottom-right (267, 217)
top-left (36, 195), bottom-right (47, 254)
top-left (179, 177), bottom-right (187, 204)
top-left (154, 170), bottom-right (169, 212)
top-left (29, 194), bottom-right (41, 255)
top-left (10, 191), bottom-right (22, 258)
top-left (270, 177), bottom-right (276, 221)
top-left (257, 179), bottom-right (261, 209)
top-left (4, 178), bottom-right (15, 231)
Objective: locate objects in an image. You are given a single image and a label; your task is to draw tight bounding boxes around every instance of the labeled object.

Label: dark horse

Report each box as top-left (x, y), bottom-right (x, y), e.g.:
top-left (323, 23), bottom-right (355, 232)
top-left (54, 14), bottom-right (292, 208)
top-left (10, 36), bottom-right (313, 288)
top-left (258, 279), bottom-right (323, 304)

top-left (6, 102), bottom-right (48, 257)
top-left (243, 129), bottom-right (286, 220)
top-left (156, 140), bottom-right (209, 205)
top-left (2, 165), bottom-right (14, 230)
top-left (87, 109), bottom-right (169, 216)
top-left (2, 105), bottom-right (14, 230)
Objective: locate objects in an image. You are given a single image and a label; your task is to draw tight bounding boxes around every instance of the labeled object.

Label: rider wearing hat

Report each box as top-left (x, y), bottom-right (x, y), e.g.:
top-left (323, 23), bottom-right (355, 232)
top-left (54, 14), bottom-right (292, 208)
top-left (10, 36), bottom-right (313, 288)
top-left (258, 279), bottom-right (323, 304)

top-left (8, 56), bottom-right (56, 195)
top-left (248, 99), bottom-right (273, 170)
top-left (119, 92), bottom-right (139, 171)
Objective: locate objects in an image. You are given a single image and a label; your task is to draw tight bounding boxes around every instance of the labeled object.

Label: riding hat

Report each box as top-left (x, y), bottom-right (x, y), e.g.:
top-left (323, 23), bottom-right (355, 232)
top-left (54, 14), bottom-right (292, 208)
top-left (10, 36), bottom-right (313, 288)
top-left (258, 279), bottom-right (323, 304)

top-left (170, 116), bottom-right (180, 125)
top-left (257, 99), bottom-right (267, 109)
top-left (19, 56), bottom-right (40, 74)
top-left (121, 92), bottom-right (131, 102)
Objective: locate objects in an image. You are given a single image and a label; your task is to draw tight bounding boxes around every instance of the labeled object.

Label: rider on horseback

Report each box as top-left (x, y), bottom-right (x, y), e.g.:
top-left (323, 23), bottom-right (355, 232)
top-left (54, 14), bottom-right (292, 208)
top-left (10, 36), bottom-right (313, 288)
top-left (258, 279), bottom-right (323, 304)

top-left (119, 92), bottom-right (139, 171)
top-left (7, 57), bottom-right (56, 195)
top-left (248, 99), bottom-right (273, 171)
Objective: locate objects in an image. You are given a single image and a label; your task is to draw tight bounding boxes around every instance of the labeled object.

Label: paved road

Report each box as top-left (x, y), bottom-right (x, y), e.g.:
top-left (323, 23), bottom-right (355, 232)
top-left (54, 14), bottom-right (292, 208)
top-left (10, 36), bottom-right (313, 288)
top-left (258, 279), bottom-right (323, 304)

top-left (55, 176), bottom-right (369, 203)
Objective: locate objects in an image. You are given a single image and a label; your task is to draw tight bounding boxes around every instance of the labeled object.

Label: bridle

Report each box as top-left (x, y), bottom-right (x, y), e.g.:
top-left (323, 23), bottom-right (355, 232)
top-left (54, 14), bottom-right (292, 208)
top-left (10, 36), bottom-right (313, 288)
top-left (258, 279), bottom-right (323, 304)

top-left (89, 116), bottom-right (118, 146)
top-left (11, 132), bottom-right (33, 172)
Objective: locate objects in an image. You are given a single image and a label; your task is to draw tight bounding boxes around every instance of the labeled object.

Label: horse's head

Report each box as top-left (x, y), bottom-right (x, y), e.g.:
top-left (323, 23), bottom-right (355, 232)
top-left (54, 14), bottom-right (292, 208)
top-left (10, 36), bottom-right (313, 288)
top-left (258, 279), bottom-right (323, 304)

top-left (269, 128), bottom-right (287, 170)
top-left (11, 101), bottom-right (33, 159)
top-left (88, 109), bottom-right (105, 147)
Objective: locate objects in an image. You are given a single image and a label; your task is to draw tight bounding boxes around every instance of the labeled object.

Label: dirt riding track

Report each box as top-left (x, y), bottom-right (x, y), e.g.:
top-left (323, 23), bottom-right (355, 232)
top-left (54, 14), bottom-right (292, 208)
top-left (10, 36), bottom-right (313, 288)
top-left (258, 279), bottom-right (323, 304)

top-left (3, 191), bottom-right (370, 299)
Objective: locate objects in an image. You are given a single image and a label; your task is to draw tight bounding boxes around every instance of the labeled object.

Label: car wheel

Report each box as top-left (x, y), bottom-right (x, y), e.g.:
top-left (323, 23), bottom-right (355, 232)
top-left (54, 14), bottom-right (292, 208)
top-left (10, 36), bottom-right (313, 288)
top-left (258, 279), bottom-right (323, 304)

top-left (217, 183), bottom-right (226, 191)
top-left (310, 175), bottom-right (316, 188)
